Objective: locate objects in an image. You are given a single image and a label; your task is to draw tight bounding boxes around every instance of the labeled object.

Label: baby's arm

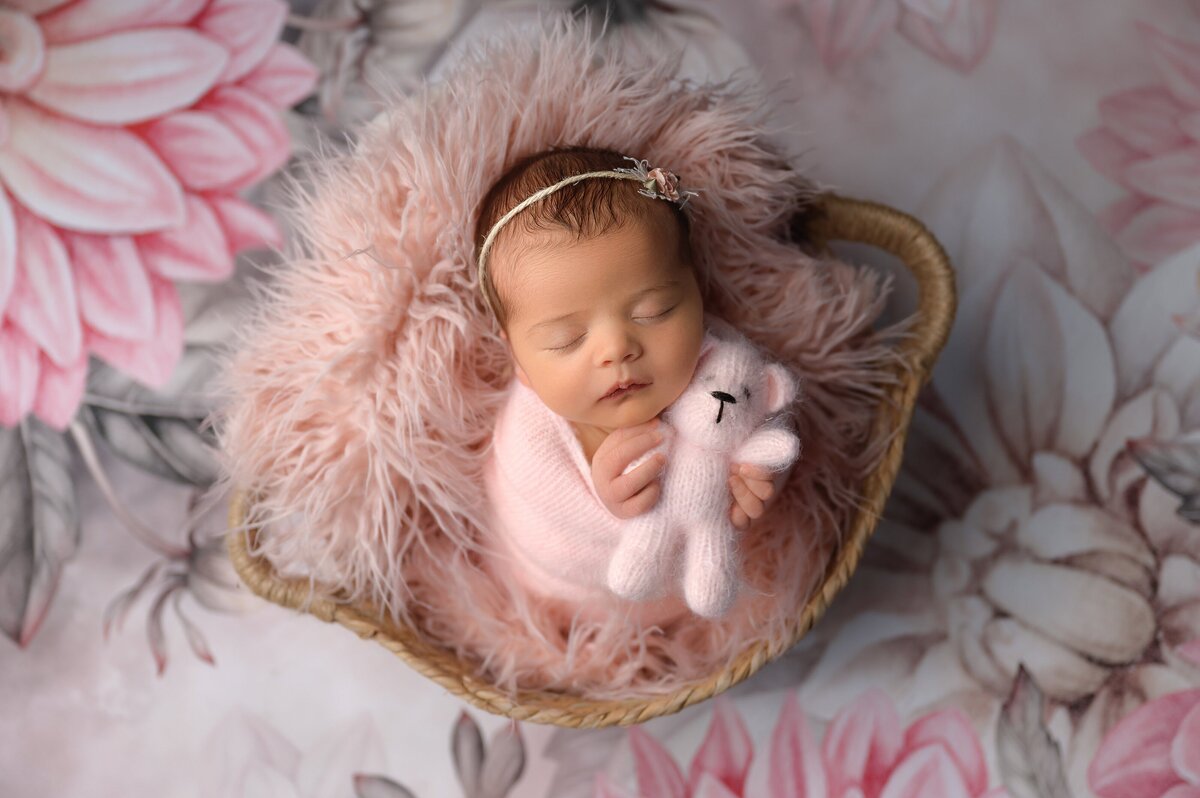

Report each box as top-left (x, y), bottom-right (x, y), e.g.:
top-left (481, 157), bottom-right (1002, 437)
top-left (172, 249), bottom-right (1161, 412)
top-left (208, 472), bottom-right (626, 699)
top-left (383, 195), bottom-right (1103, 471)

top-left (591, 419), bottom-right (669, 519)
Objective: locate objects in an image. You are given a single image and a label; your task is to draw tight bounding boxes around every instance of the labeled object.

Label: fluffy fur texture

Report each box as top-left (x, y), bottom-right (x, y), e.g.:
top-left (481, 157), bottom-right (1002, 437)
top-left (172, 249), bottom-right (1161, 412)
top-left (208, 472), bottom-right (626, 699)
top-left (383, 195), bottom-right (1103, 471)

top-left (219, 15), bottom-right (914, 699)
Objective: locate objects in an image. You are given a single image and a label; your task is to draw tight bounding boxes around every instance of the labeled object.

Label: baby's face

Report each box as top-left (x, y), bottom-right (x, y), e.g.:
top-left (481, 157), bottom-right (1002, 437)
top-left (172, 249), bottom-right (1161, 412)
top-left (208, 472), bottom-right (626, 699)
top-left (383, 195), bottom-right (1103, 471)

top-left (498, 216), bottom-right (705, 433)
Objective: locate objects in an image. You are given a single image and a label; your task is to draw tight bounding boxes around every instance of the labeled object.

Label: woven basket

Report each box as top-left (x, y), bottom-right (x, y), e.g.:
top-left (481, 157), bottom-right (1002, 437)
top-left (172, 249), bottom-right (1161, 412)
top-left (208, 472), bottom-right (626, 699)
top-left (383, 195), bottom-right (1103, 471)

top-left (227, 191), bottom-right (955, 728)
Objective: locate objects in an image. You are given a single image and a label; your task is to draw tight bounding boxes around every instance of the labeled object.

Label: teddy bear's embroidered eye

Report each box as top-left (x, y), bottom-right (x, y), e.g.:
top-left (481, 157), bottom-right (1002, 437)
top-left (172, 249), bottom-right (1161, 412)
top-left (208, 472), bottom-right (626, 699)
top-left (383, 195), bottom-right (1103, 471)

top-left (744, 388), bottom-right (751, 401)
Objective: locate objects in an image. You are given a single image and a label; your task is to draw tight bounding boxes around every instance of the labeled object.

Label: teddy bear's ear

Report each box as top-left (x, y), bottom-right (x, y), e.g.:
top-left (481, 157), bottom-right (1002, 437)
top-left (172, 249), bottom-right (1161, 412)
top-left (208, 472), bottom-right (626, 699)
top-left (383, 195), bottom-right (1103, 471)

top-left (697, 335), bottom-right (717, 364)
top-left (763, 363), bottom-right (798, 413)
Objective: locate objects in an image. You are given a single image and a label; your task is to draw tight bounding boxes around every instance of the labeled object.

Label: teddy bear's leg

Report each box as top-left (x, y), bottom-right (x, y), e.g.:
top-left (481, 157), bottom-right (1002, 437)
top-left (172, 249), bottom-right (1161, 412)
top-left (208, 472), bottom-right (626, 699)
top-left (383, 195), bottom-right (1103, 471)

top-left (683, 520), bottom-right (739, 618)
top-left (607, 515), bottom-right (674, 601)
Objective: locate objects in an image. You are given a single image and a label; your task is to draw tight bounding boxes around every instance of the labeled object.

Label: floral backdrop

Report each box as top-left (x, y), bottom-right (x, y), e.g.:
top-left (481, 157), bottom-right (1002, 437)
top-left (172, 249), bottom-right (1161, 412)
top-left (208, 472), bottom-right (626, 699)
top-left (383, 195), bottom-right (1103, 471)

top-left (2, 1), bottom-right (1198, 797)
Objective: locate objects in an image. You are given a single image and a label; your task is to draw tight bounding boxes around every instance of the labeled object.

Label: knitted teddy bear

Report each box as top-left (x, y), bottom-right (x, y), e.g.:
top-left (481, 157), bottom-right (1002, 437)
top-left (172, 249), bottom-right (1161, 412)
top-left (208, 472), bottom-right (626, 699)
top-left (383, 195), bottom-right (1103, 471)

top-left (606, 334), bottom-right (801, 618)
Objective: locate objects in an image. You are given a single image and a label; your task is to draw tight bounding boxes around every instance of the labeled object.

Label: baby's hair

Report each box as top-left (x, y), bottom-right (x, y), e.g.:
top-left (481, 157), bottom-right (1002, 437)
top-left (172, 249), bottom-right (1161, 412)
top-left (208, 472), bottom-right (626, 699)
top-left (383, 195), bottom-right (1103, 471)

top-left (474, 146), bottom-right (694, 329)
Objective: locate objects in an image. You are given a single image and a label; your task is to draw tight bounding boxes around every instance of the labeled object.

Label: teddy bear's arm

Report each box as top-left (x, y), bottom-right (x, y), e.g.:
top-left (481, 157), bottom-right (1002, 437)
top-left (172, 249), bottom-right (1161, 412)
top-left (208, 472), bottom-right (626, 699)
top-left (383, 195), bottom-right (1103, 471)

top-left (733, 426), bottom-right (801, 472)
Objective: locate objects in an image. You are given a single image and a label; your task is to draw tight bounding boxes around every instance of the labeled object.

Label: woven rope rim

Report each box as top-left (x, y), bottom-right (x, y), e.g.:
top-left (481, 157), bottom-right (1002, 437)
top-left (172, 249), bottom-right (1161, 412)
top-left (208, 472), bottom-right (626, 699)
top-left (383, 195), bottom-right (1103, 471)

top-left (226, 192), bottom-right (956, 728)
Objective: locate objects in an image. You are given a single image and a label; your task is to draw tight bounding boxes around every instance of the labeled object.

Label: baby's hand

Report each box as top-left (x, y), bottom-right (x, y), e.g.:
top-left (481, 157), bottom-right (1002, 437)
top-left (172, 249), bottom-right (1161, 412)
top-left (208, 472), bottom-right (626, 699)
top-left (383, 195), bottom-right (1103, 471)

top-left (592, 419), bottom-right (668, 519)
top-left (729, 463), bottom-right (777, 530)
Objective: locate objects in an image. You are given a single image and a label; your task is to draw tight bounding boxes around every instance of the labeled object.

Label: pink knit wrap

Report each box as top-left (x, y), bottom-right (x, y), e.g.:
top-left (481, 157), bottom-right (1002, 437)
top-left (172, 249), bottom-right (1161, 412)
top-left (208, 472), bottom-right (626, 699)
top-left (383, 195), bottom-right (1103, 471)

top-left (218, 15), bottom-right (912, 698)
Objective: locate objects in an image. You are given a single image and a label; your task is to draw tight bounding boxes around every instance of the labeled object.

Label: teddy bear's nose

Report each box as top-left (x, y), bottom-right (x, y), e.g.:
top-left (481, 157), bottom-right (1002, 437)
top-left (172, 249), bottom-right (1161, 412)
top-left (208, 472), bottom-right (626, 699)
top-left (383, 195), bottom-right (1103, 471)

top-left (711, 391), bottom-right (737, 404)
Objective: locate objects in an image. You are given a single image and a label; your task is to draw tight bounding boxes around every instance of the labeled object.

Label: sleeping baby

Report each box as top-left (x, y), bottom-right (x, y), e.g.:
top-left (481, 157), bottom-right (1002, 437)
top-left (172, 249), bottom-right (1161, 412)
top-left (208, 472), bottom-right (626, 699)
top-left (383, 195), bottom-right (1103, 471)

top-left (478, 146), bottom-right (798, 619)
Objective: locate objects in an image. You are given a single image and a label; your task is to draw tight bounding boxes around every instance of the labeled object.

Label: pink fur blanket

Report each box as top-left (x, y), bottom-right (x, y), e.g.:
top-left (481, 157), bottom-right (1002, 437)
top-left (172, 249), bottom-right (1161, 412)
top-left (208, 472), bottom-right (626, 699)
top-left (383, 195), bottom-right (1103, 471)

top-left (219, 15), bottom-right (911, 699)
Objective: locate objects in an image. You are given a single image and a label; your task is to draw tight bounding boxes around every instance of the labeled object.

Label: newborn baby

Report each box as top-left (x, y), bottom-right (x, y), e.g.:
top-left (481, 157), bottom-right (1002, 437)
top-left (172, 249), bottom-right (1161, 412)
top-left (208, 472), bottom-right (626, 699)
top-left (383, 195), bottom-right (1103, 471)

top-left (478, 146), bottom-right (784, 612)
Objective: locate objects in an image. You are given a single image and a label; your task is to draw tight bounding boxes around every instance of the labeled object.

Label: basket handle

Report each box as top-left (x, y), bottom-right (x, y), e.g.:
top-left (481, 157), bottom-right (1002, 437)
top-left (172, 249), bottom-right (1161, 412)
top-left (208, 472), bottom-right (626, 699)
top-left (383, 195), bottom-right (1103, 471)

top-left (801, 193), bottom-right (957, 382)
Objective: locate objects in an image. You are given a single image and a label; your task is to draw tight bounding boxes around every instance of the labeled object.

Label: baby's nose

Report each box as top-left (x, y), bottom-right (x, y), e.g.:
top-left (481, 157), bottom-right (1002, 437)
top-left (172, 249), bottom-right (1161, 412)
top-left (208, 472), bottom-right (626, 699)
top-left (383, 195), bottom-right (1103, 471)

top-left (711, 391), bottom-right (736, 404)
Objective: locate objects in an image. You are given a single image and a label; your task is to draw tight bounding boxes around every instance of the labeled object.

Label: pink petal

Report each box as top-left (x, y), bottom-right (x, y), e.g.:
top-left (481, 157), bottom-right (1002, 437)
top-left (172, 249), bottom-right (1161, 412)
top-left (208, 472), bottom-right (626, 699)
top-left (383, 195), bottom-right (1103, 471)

top-left (902, 709), bottom-right (987, 797)
top-left (207, 195), bottom-right (281, 253)
top-left (1163, 787), bottom-right (1200, 798)
top-left (197, 86), bottom-right (291, 189)
top-left (899, 0), bottom-right (999, 73)
top-left (877, 745), bottom-right (973, 798)
top-left (687, 698), bottom-right (754, 797)
top-left (1125, 147), bottom-right (1200, 211)
top-left (0, 8), bottom-right (45, 93)
top-left (692, 773), bottom-right (742, 798)
top-left (5, 0), bottom-right (72, 15)
top-left (629, 727), bottom-right (687, 798)
top-left (33, 351), bottom-right (86, 430)
top-left (0, 324), bottom-right (39, 427)
top-left (805, 0), bottom-right (898, 71)
top-left (27, 29), bottom-right (227, 125)
top-left (239, 43), bottom-right (317, 108)
top-left (38, 0), bottom-right (208, 45)
top-left (1172, 701), bottom-right (1200, 785)
top-left (139, 110), bottom-right (258, 191)
top-left (0, 189), bottom-right (16, 317)
top-left (822, 688), bottom-right (904, 798)
top-left (62, 232), bottom-right (154, 340)
top-left (1140, 22), bottom-right (1200, 109)
top-left (1117, 202), bottom-right (1200, 265)
top-left (1098, 85), bottom-right (1188, 154)
top-left (768, 693), bottom-right (828, 798)
top-left (1097, 195), bottom-right (1151, 237)
top-left (1088, 689), bottom-right (1200, 798)
top-left (137, 194), bottom-right (231, 282)
top-left (88, 276), bottom-right (182, 388)
top-left (197, 0), bottom-right (287, 83)
top-left (0, 99), bottom-right (184, 234)
top-left (1077, 128), bottom-right (1140, 190)
top-left (9, 205), bottom-right (81, 366)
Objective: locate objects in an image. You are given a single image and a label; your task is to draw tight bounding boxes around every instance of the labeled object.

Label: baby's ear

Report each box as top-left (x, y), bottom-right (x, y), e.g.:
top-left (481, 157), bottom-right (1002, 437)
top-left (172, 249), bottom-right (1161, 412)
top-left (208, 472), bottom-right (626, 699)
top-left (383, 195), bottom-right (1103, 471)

top-left (763, 364), bottom-right (797, 414)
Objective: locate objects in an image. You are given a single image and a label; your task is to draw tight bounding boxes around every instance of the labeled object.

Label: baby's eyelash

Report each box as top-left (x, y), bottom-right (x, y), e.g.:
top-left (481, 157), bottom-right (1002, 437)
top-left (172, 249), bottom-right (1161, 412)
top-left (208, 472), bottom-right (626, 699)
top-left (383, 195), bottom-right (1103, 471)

top-left (636, 305), bottom-right (677, 321)
top-left (548, 336), bottom-right (583, 352)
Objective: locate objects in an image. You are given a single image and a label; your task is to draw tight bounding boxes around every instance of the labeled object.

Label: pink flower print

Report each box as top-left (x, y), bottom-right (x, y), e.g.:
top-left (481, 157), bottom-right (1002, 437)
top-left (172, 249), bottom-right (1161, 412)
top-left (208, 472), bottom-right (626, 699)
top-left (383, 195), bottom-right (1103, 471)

top-left (774, 690), bottom-right (1006, 798)
top-left (897, 0), bottom-right (999, 72)
top-left (1089, 688), bottom-right (1200, 798)
top-left (779, 0), bottom-right (999, 74)
top-left (1078, 22), bottom-right (1200, 269)
top-left (0, 0), bottom-right (317, 430)
top-left (598, 691), bottom-right (1009, 798)
top-left (791, 0), bottom-right (900, 72)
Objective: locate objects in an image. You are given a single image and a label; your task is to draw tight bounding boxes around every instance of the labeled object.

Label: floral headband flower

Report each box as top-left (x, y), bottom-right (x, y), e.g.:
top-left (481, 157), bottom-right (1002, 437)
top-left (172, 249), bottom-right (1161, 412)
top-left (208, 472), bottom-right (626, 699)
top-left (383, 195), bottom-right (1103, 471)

top-left (476, 157), bottom-right (699, 320)
top-left (613, 158), bottom-right (697, 206)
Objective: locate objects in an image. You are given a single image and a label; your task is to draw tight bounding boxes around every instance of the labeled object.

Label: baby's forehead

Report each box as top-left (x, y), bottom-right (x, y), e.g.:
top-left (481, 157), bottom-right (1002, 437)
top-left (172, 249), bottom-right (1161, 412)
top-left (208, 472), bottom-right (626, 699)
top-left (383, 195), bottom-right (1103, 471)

top-left (497, 214), bottom-right (677, 278)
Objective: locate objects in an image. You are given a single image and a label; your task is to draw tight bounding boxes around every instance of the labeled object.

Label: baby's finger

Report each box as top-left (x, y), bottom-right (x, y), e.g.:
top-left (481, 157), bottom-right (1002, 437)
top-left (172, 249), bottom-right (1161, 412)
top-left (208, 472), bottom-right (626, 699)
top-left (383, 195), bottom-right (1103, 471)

top-left (730, 502), bottom-right (750, 530)
top-left (729, 475), bottom-right (765, 519)
top-left (611, 453), bottom-right (665, 501)
top-left (613, 426), bottom-right (665, 469)
top-left (735, 463), bottom-right (773, 482)
top-left (741, 474), bottom-right (775, 502)
top-left (620, 480), bottom-right (662, 517)
top-left (593, 423), bottom-right (660, 480)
